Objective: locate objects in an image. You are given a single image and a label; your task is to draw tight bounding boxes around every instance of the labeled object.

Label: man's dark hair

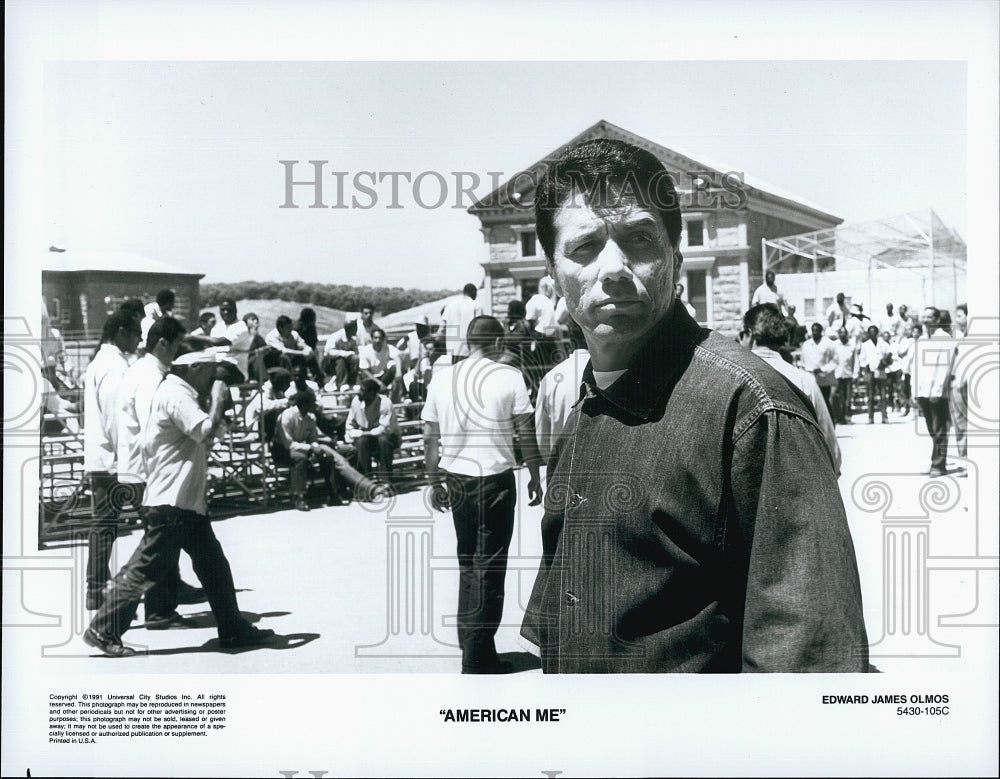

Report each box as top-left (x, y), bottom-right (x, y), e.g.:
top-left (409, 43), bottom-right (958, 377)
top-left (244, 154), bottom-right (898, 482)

top-left (119, 298), bottom-right (145, 319)
top-left (463, 283), bottom-right (478, 299)
top-left (370, 326), bottom-right (386, 339)
top-left (199, 311), bottom-right (216, 326)
top-left (956, 302), bottom-right (967, 315)
top-left (220, 298), bottom-right (237, 311)
top-left (361, 302), bottom-right (375, 313)
top-left (291, 389), bottom-right (316, 407)
top-left (507, 299), bottom-right (527, 320)
top-left (466, 315), bottom-right (505, 352)
top-left (299, 307), bottom-right (316, 324)
top-left (360, 378), bottom-right (381, 396)
top-left (923, 305), bottom-right (941, 322)
top-left (276, 314), bottom-right (293, 329)
top-left (101, 309), bottom-right (142, 344)
top-left (156, 288), bottom-right (176, 309)
top-left (344, 319), bottom-right (358, 336)
top-left (534, 138), bottom-right (682, 262)
top-left (742, 304), bottom-right (789, 349)
top-left (836, 292), bottom-right (845, 304)
top-left (146, 316), bottom-right (186, 352)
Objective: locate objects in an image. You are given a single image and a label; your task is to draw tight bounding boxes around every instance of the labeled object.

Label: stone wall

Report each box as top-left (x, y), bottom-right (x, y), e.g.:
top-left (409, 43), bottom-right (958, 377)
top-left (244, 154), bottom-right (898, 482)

top-left (712, 262), bottom-right (745, 337)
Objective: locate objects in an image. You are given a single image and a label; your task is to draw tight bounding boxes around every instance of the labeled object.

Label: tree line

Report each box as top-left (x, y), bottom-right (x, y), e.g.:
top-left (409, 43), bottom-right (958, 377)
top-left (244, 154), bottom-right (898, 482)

top-left (200, 281), bottom-right (456, 315)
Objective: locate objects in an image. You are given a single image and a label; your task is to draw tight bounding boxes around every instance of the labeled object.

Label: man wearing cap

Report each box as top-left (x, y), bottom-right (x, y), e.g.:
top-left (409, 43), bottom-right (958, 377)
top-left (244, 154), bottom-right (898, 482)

top-left (84, 342), bottom-right (274, 656)
top-left (211, 298), bottom-right (253, 382)
top-left (117, 318), bottom-right (205, 628)
top-left (83, 309), bottom-right (142, 610)
top-left (519, 138), bottom-right (867, 673)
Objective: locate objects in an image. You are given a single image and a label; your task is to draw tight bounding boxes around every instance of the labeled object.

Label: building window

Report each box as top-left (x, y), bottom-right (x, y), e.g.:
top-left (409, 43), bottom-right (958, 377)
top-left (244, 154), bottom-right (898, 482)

top-left (687, 269), bottom-right (708, 322)
top-left (521, 231), bottom-right (536, 257)
top-left (687, 220), bottom-right (704, 247)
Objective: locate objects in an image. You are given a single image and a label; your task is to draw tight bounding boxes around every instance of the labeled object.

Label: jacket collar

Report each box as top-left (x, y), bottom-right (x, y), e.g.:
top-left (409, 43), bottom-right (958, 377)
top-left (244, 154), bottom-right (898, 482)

top-left (580, 301), bottom-right (706, 420)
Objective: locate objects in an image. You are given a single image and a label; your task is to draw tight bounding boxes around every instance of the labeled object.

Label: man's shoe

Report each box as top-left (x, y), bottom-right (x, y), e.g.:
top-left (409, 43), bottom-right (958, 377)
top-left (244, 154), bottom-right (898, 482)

top-left (326, 494), bottom-right (344, 507)
top-left (219, 626), bottom-right (275, 649)
top-left (340, 384), bottom-right (352, 392)
top-left (176, 580), bottom-right (205, 605)
top-left (83, 627), bottom-right (137, 658)
top-left (145, 612), bottom-right (188, 630)
top-left (928, 468), bottom-right (945, 478)
top-left (295, 499), bottom-right (310, 512)
top-left (86, 588), bottom-right (104, 611)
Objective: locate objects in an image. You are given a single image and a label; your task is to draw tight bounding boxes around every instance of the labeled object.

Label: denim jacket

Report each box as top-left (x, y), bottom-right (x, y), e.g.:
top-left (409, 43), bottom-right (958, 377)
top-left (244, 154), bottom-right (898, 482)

top-left (521, 303), bottom-right (869, 672)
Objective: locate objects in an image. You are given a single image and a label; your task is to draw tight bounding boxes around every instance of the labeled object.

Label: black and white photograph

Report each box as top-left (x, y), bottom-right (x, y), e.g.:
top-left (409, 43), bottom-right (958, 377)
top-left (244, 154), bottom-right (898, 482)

top-left (4, 1), bottom-right (999, 776)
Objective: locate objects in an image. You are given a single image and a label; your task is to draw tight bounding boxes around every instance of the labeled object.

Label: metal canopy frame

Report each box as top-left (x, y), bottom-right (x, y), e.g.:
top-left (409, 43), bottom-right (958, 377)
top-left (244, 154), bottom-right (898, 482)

top-left (762, 208), bottom-right (966, 310)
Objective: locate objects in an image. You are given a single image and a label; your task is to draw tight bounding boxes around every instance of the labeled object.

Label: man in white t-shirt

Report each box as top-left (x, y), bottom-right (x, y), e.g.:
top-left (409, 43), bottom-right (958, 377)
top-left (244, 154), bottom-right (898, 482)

top-left (210, 298), bottom-right (253, 382)
top-left (437, 283), bottom-right (483, 361)
top-left (84, 342), bottom-right (275, 657)
top-left (422, 315), bottom-right (543, 674)
top-left (358, 326), bottom-right (403, 402)
top-left (525, 276), bottom-right (559, 337)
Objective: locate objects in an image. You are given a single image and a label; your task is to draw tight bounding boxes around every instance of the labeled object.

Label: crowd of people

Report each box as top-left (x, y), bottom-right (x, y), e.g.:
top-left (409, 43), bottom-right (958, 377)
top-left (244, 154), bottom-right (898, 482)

top-left (41, 138), bottom-right (971, 668)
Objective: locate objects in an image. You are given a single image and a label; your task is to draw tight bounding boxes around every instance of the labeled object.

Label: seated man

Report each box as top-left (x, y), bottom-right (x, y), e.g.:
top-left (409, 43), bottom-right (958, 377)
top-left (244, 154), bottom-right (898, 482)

top-left (358, 326), bottom-right (403, 402)
top-left (322, 319), bottom-right (361, 391)
top-left (271, 389), bottom-right (385, 510)
top-left (247, 366), bottom-right (293, 438)
top-left (189, 311), bottom-right (217, 338)
top-left (264, 315), bottom-right (313, 374)
top-left (345, 379), bottom-right (401, 482)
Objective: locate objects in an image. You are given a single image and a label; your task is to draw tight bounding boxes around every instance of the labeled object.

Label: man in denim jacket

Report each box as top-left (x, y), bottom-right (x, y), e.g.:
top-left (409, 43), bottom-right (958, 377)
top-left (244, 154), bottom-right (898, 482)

top-left (520, 138), bottom-right (869, 672)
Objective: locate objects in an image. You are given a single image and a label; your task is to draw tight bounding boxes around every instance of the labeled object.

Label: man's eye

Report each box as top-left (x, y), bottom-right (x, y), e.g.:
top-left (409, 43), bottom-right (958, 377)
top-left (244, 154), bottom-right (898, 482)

top-left (629, 232), bottom-right (655, 245)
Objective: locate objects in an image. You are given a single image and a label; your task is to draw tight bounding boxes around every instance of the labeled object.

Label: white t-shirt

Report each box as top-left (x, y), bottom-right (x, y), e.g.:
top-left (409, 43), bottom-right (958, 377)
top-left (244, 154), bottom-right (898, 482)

top-left (117, 353), bottom-right (169, 484)
top-left (525, 293), bottom-right (557, 336)
top-left (535, 349), bottom-right (589, 457)
top-left (83, 344), bottom-right (136, 473)
top-left (439, 296), bottom-right (482, 357)
top-left (359, 343), bottom-right (400, 377)
top-left (211, 319), bottom-right (252, 378)
top-left (142, 374), bottom-right (216, 514)
top-left (422, 356), bottom-right (533, 477)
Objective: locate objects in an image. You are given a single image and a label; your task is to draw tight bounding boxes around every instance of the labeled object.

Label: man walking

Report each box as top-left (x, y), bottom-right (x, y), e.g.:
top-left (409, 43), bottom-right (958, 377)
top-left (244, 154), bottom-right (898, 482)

top-left (82, 310), bottom-right (141, 610)
top-left (422, 316), bottom-right (543, 673)
top-left (84, 342), bottom-right (274, 656)
top-left (117, 318), bottom-right (205, 627)
top-left (520, 138), bottom-right (867, 672)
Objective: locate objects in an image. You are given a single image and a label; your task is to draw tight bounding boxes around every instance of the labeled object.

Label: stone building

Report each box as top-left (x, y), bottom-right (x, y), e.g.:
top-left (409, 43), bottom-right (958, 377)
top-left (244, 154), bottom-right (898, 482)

top-left (467, 120), bottom-right (842, 336)
top-left (42, 249), bottom-right (203, 339)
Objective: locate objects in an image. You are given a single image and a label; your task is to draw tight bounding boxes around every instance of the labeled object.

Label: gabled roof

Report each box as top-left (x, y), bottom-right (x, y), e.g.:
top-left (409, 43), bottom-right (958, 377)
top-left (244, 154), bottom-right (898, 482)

top-left (42, 249), bottom-right (203, 277)
top-left (468, 119), bottom-right (840, 224)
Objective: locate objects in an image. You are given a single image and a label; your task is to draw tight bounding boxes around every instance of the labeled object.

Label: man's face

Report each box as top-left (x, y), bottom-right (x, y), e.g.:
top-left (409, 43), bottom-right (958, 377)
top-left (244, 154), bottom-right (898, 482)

top-left (837, 327), bottom-right (848, 343)
top-left (867, 326), bottom-right (880, 342)
top-left (204, 315), bottom-right (217, 331)
top-left (881, 331), bottom-right (891, 343)
top-left (361, 385), bottom-right (378, 404)
top-left (886, 304), bottom-right (893, 315)
top-left (920, 308), bottom-right (937, 329)
top-left (115, 327), bottom-right (142, 355)
top-left (811, 323), bottom-right (823, 341)
top-left (220, 304), bottom-right (237, 325)
top-left (371, 330), bottom-right (385, 350)
top-left (899, 305), bottom-right (908, 319)
top-left (548, 196), bottom-right (678, 357)
top-left (765, 270), bottom-right (775, 285)
top-left (186, 362), bottom-right (218, 394)
top-left (157, 334), bottom-right (185, 363)
top-left (245, 315), bottom-right (258, 331)
top-left (362, 307), bottom-right (374, 325)
top-left (954, 308), bottom-right (968, 332)
top-left (278, 322), bottom-right (293, 337)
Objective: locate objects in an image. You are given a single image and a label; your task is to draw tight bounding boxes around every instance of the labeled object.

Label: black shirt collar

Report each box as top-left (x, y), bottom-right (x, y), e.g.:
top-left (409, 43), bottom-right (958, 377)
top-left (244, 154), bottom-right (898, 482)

top-left (580, 301), bottom-right (706, 420)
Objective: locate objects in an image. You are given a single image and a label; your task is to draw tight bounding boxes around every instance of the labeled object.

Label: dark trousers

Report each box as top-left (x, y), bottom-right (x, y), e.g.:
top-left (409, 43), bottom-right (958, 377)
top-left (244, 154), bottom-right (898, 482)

top-left (355, 432), bottom-right (400, 480)
top-left (817, 383), bottom-right (833, 417)
top-left (917, 397), bottom-right (951, 471)
top-left (865, 371), bottom-right (888, 421)
top-left (272, 441), bottom-right (374, 500)
top-left (90, 505), bottom-right (250, 642)
top-left (447, 469), bottom-right (516, 669)
top-left (322, 354), bottom-right (359, 388)
top-left (831, 377), bottom-right (854, 424)
top-left (885, 370), bottom-right (901, 410)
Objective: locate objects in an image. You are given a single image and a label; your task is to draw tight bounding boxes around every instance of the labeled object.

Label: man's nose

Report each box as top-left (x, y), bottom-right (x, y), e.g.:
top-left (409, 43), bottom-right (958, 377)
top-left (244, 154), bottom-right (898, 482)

top-left (596, 240), bottom-right (633, 284)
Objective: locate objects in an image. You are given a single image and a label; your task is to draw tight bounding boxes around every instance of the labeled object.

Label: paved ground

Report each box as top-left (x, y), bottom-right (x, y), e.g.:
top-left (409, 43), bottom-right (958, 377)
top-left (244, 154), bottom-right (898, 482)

top-left (6, 406), bottom-right (996, 676)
